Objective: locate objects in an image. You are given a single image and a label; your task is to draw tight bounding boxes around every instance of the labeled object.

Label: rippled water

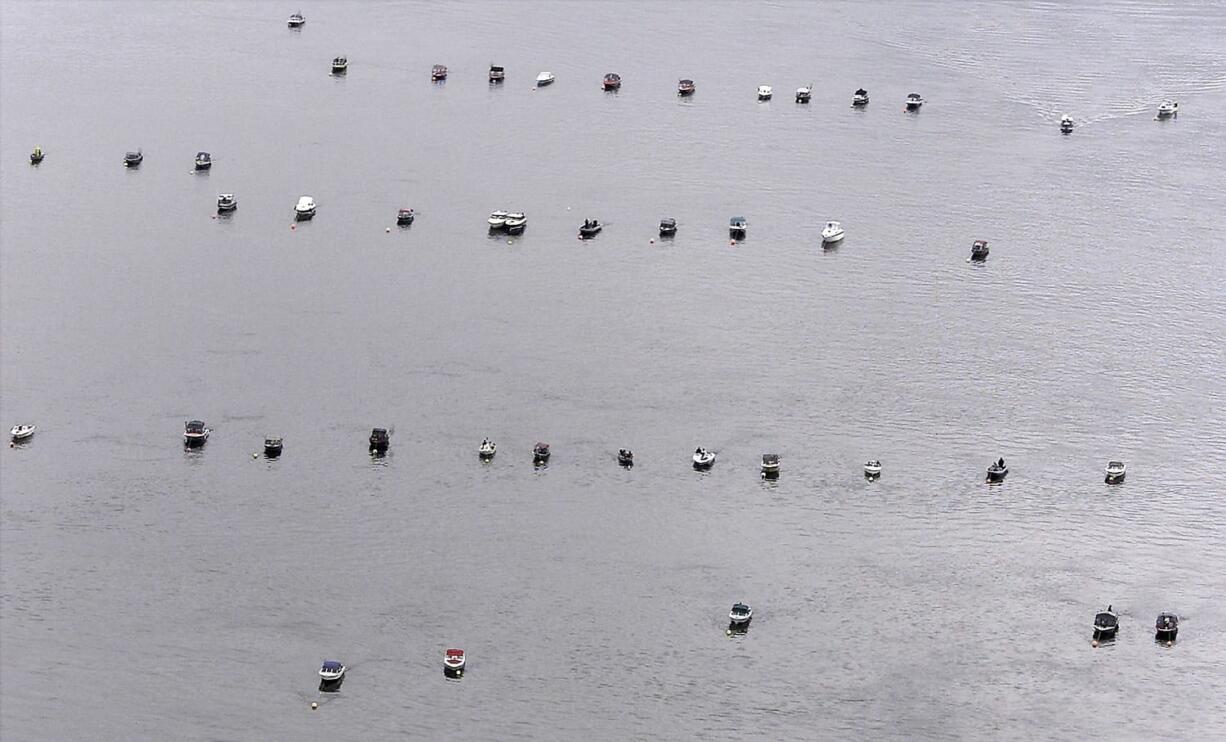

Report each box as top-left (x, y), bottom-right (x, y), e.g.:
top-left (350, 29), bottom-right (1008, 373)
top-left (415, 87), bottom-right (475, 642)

top-left (3, 1), bottom-right (1225, 739)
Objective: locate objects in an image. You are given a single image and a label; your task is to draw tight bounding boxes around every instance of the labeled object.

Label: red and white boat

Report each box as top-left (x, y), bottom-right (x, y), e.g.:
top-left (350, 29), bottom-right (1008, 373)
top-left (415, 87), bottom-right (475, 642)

top-left (444, 648), bottom-right (466, 673)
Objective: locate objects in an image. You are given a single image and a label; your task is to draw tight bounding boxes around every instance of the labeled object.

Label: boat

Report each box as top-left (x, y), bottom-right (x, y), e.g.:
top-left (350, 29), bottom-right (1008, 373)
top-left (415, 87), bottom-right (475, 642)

top-left (1105, 460), bottom-right (1126, 484)
top-left (678, 79), bottom-right (695, 96)
top-left (821, 221), bottom-right (845, 244)
top-left (853, 88), bottom-right (869, 106)
top-left (1093, 606), bottom-right (1119, 640)
top-left (757, 85), bottom-right (773, 101)
top-left (217, 193), bottom-right (237, 212)
top-left (905, 92), bottom-right (924, 111)
top-left (431, 64), bottom-right (448, 81)
top-left (1060, 115), bottom-right (1074, 134)
top-left (729, 602), bottom-right (753, 627)
top-left (318, 660), bottom-right (345, 683)
top-left (331, 56), bottom-right (348, 74)
top-left (487, 210), bottom-right (509, 229)
top-left (617, 448), bottom-right (634, 467)
top-left (729, 216), bottom-right (747, 238)
top-left (1155, 612), bottom-right (1178, 641)
top-left (864, 459), bottom-right (882, 478)
top-left (287, 11), bottom-right (305, 28)
top-left (535, 71), bottom-right (555, 86)
top-left (795, 86), bottom-right (811, 104)
top-left (971, 239), bottom-right (989, 261)
top-left (533, 442), bottom-right (550, 464)
top-left (489, 65), bottom-right (505, 83)
top-left (504, 212), bottom-right (527, 234)
top-left (761, 453), bottom-right (780, 478)
top-left (1156, 100), bottom-right (1178, 118)
top-left (124, 149), bottom-right (143, 167)
top-left (396, 208), bottom-right (416, 226)
top-left (692, 447), bottom-right (715, 470)
top-left (603, 73), bottom-right (621, 91)
top-left (369, 427), bottom-right (390, 453)
top-left (10, 424), bottom-right (35, 442)
top-left (194, 151), bottom-right (212, 170)
top-left (443, 648), bottom-right (466, 674)
top-left (659, 218), bottom-right (677, 237)
top-left (264, 437), bottom-right (283, 457)
top-left (579, 219), bottom-right (602, 239)
top-left (183, 420), bottom-right (210, 448)
top-left (294, 195), bottom-right (316, 220)
top-left (30, 146), bottom-right (44, 164)
top-left (478, 439), bottom-right (496, 460)
top-left (986, 458), bottom-right (1008, 483)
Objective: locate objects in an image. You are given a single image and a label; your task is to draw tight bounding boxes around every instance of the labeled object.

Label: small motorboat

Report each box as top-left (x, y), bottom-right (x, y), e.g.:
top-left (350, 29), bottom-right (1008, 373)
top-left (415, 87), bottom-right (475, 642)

top-left (1105, 460), bottom-right (1126, 484)
top-left (971, 239), bottom-right (989, 261)
top-left (479, 439), bottom-right (496, 460)
top-left (1093, 606), bottom-right (1119, 640)
top-left (1156, 100), bottom-right (1178, 118)
top-left (443, 648), bottom-right (466, 674)
top-left (533, 442), bottom-right (551, 464)
top-left (761, 453), bottom-right (780, 478)
top-left (294, 195), bottom-right (316, 220)
top-left (487, 210), bottom-right (509, 229)
top-left (396, 208), bottom-right (416, 226)
top-left (864, 460), bottom-right (882, 478)
top-left (287, 11), bottom-right (305, 28)
top-left (431, 64), bottom-right (448, 81)
top-left (603, 73), bottom-right (621, 91)
top-left (369, 427), bottom-right (390, 453)
top-left (10, 424), bottom-right (35, 442)
top-left (678, 79), bottom-right (695, 96)
top-left (184, 420), bottom-right (210, 448)
top-left (535, 71), bottom-right (555, 86)
top-left (729, 216), bottom-right (747, 238)
top-left (579, 219), bottom-right (602, 239)
top-left (217, 193), bottom-right (237, 212)
top-left (795, 86), bottom-right (811, 104)
top-left (757, 85), bottom-right (773, 101)
top-left (986, 458), bottom-right (1008, 483)
top-left (905, 92), bottom-right (924, 111)
top-left (504, 212), bottom-right (527, 234)
top-left (659, 218), bottom-right (677, 237)
top-left (318, 660), bottom-right (345, 683)
top-left (729, 602), bottom-right (752, 627)
top-left (692, 447), bottom-right (715, 470)
top-left (331, 56), bottom-right (348, 74)
top-left (853, 88), bottom-right (869, 107)
top-left (124, 149), bottom-right (143, 167)
top-left (194, 151), bottom-right (212, 170)
top-left (264, 437), bottom-right (283, 457)
top-left (821, 221), bottom-right (845, 244)
top-left (1060, 115), bottom-right (1074, 134)
top-left (617, 448), bottom-right (634, 467)
top-left (489, 64), bottom-right (505, 83)
top-left (30, 146), bottom-right (44, 164)
top-left (1155, 612), bottom-right (1178, 641)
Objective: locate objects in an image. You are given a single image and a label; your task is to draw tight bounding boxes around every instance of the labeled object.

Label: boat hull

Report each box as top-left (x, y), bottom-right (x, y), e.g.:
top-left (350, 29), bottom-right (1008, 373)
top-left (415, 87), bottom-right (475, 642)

top-left (264, 444), bottom-right (283, 457)
top-left (295, 210), bottom-right (315, 221)
top-left (822, 232), bottom-right (845, 244)
top-left (986, 469), bottom-right (1008, 483)
top-left (1093, 625), bottom-right (1118, 639)
top-left (864, 468), bottom-right (882, 478)
top-left (1105, 470), bottom-right (1125, 483)
top-left (971, 250), bottom-right (989, 261)
top-left (184, 434), bottom-right (208, 448)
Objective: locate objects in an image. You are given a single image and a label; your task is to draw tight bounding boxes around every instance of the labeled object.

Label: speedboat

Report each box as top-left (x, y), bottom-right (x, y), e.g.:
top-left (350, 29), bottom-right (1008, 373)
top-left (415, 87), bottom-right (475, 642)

top-left (1093, 606), bottom-right (1119, 640)
top-left (10, 424), bottom-right (35, 442)
top-left (535, 71), bottom-right (555, 86)
top-left (1156, 100), bottom-right (1178, 118)
top-left (618, 448), bottom-right (634, 467)
top-left (864, 460), bottom-right (882, 478)
top-left (1105, 460), bottom-right (1126, 484)
top-left (331, 56), bottom-right (348, 74)
top-left (905, 92), bottom-right (924, 111)
top-left (318, 660), bottom-right (345, 683)
top-left (479, 439), bottom-right (496, 460)
top-left (971, 239), bottom-right (989, 261)
top-left (533, 442), bottom-right (550, 464)
top-left (692, 447), bottom-right (715, 470)
top-left (579, 220), bottom-right (602, 239)
top-left (603, 73), bottom-right (621, 91)
top-left (183, 420), bottom-right (210, 448)
top-left (1060, 115), bottom-right (1074, 134)
top-left (504, 212), bottom-right (527, 233)
top-left (443, 648), bottom-right (466, 674)
top-left (294, 195), bottom-right (316, 220)
top-left (396, 208), bottom-right (415, 226)
top-left (757, 85), bottom-right (773, 101)
top-left (195, 151), bottom-right (212, 170)
top-left (124, 149), bottom-right (143, 167)
top-left (761, 453), bottom-right (780, 478)
top-left (287, 11), bottom-right (305, 28)
top-left (986, 458), bottom-right (1008, 483)
top-left (1155, 612), bottom-right (1178, 641)
top-left (853, 88), bottom-right (869, 106)
top-left (264, 437), bottom-right (283, 457)
top-left (729, 216), bottom-right (747, 238)
top-left (795, 86), bottom-right (811, 103)
top-left (369, 427), bottom-right (390, 453)
top-left (729, 602), bottom-right (752, 627)
top-left (489, 65), bottom-right (505, 83)
top-left (30, 146), bottom-right (44, 164)
top-left (659, 218), bottom-right (677, 237)
top-left (431, 64), bottom-right (448, 81)
top-left (217, 193), bottom-right (237, 212)
top-left (488, 210), bottom-right (509, 229)
top-left (678, 79), bottom-right (695, 96)
top-left (821, 221), bottom-right (845, 244)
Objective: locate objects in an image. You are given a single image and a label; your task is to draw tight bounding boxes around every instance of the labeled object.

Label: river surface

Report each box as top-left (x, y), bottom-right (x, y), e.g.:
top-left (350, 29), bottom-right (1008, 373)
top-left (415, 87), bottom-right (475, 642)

top-left (3, 1), bottom-right (1226, 739)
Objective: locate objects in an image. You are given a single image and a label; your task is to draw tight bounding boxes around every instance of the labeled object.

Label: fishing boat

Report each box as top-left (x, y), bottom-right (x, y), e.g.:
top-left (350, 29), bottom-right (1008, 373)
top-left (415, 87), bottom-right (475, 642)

top-left (864, 459), bottom-right (882, 478)
top-left (678, 79), bottom-right (695, 96)
top-left (692, 447), bottom-right (715, 470)
top-left (318, 660), bottom-right (345, 683)
top-left (579, 219), bottom-right (602, 239)
top-left (1155, 612), bottom-right (1178, 641)
top-left (757, 85), bottom-right (773, 101)
top-left (1093, 606), bottom-right (1119, 640)
top-left (489, 64), bottom-right (505, 83)
top-left (183, 420), bottom-right (210, 448)
top-left (1060, 115), bottom-right (1074, 134)
top-left (443, 648), bottom-right (466, 674)
top-left (217, 193), bottom-right (237, 212)
top-left (821, 221), bottom-right (845, 244)
top-left (729, 602), bottom-right (753, 627)
top-left (487, 210), bottom-right (509, 229)
top-left (124, 149), bottom-right (143, 167)
top-left (479, 439), bottom-right (496, 460)
top-left (10, 424), bottom-right (35, 442)
top-left (331, 56), bottom-right (348, 74)
top-left (853, 88), bottom-right (869, 106)
top-left (369, 427), bottom-right (390, 453)
top-left (287, 11), bottom-right (305, 28)
top-left (986, 458), bottom-right (1008, 483)
top-left (1105, 460), bottom-right (1126, 484)
top-left (533, 442), bottom-right (551, 464)
top-left (431, 64), bottom-right (448, 81)
top-left (761, 453), bottom-right (780, 478)
top-left (194, 151), bottom-right (212, 170)
top-left (659, 218), bottom-right (677, 237)
top-left (264, 437), bottom-right (283, 457)
top-left (1156, 100), bottom-right (1178, 118)
top-left (971, 239), bottom-right (989, 261)
top-left (294, 195), bottom-right (316, 220)
top-left (795, 86), bottom-right (811, 103)
top-left (396, 208), bottom-right (415, 226)
top-left (535, 71), bottom-right (555, 86)
top-left (603, 73), bottom-right (621, 91)
top-left (30, 146), bottom-right (44, 164)
top-left (504, 212), bottom-right (527, 233)
top-left (729, 216), bottom-right (747, 238)
top-left (618, 448), bottom-right (634, 467)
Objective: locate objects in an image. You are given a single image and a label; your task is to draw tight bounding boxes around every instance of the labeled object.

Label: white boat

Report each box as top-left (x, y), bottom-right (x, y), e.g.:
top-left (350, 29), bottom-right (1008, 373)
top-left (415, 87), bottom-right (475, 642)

top-left (444, 648), bottom-right (466, 673)
top-left (821, 221), bottom-right (845, 244)
top-left (864, 459), bottom-right (882, 477)
top-left (1105, 460), bottom-right (1126, 484)
top-left (504, 212), bottom-right (527, 233)
top-left (10, 424), bottom-right (35, 441)
top-left (294, 195), bottom-right (316, 220)
top-left (535, 71), bottom-right (555, 86)
top-left (795, 86), bottom-right (811, 103)
top-left (217, 193), bottom-right (237, 212)
top-left (905, 92), bottom-right (924, 110)
top-left (692, 447), bottom-right (716, 469)
top-left (318, 660), bottom-right (345, 682)
top-left (287, 11), bottom-right (305, 28)
top-left (1156, 100), bottom-right (1178, 118)
top-left (479, 439), bottom-right (496, 459)
top-left (729, 602), bottom-right (753, 626)
top-left (1060, 115), bottom-right (1074, 134)
top-left (757, 85), bottom-right (773, 101)
top-left (487, 210), bottom-right (509, 228)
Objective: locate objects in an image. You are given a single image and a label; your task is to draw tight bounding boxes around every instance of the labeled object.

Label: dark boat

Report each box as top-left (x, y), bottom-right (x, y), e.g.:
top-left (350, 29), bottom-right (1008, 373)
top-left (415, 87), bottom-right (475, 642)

top-left (678, 79), bottom-right (695, 96)
top-left (617, 448), bottom-right (634, 467)
top-left (217, 193), bottom-right (237, 212)
top-left (971, 240), bottom-right (989, 261)
top-left (1060, 115), bottom-right (1074, 134)
top-left (124, 149), bottom-right (143, 167)
top-left (533, 442), bottom-right (550, 464)
top-left (603, 73), bottom-right (621, 91)
top-left (432, 64), bottom-right (448, 81)
top-left (986, 458), bottom-right (1008, 483)
top-left (1155, 612), bottom-right (1178, 641)
top-left (1093, 606), bottom-right (1118, 640)
top-left (1105, 461), bottom-right (1126, 484)
top-left (659, 218), bottom-right (677, 237)
top-left (194, 151), bottom-right (212, 170)
top-left (183, 419), bottom-right (210, 448)
top-left (264, 437), bottom-right (283, 457)
top-left (396, 208), bottom-right (416, 226)
top-left (489, 64), bottom-right (505, 83)
top-left (729, 216), bottom-right (747, 238)
top-left (761, 453), bottom-right (780, 479)
top-left (369, 427), bottom-right (390, 453)
top-left (795, 86), bottom-right (812, 103)
top-left (579, 219), bottom-right (602, 239)
top-left (853, 88), bottom-right (869, 106)
top-left (30, 146), bottom-right (44, 164)
top-left (905, 92), bottom-right (924, 111)
top-left (331, 56), bottom-right (348, 74)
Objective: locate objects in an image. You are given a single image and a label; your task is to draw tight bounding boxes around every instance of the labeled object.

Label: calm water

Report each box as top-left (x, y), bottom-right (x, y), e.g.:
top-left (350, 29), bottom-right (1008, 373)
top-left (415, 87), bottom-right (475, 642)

top-left (3, 1), bottom-right (1226, 739)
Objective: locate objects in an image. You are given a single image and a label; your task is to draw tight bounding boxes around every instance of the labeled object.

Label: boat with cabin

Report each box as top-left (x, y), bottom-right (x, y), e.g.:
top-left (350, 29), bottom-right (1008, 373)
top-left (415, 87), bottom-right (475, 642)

top-left (444, 648), bottom-right (466, 674)
top-left (864, 460), bottom-right (882, 478)
top-left (603, 73), bottom-right (621, 91)
top-left (489, 65), bottom-right (505, 83)
top-left (124, 150), bottom-right (143, 167)
top-left (479, 439), bottom-right (496, 460)
top-left (761, 453), bottom-right (780, 478)
top-left (184, 420), bottom-right (210, 448)
top-left (396, 208), bottom-right (415, 226)
top-left (432, 65), bottom-right (448, 81)
top-left (287, 11), bottom-right (305, 28)
top-left (1105, 461), bottom-right (1126, 484)
top-left (1155, 612), bottom-right (1178, 641)
top-left (659, 218), bottom-right (677, 237)
top-left (1060, 115), bottom-right (1074, 134)
top-left (195, 151), bottom-right (211, 170)
top-left (757, 85), bottom-right (773, 101)
top-left (692, 447), bottom-right (715, 470)
top-left (488, 210), bottom-right (509, 229)
top-left (1156, 100), bottom-right (1178, 118)
top-left (369, 427), bottom-right (390, 453)
top-left (264, 437), bottom-right (283, 457)
top-left (853, 88), bottom-right (869, 106)
top-left (30, 146), bottom-right (44, 164)
top-left (729, 602), bottom-right (753, 627)
top-left (10, 424), bottom-right (35, 442)
top-left (1093, 606), bottom-right (1119, 640)
top-left (294, 195), bottom-right (316, 220)
top-left (533, 442), bottom-right (551, 464)
top-left (331, 56), bottom-right (348, 74)
top-left (796, 86), bottom-right (811, 103)
top-left (821, 221), bottom-right (845, 244)
top-left (618, 448), bottom-right (634, 467)
top-left (217, 193), bottom-right (237, 212)
top-left (535, 71), bottom-right (555, 86)
top-left (318, 660), bottom-right (345, 684)
top-left (729, 216), bottom-right (747, 238)
top-left (678, 79), bottom-right (695, 96)
top-left (504, 212), bottom-right (527, 233)
top-left (905, 92), bottom-right (924, 110)
top-left (971, 240), bottom-right (989, 261)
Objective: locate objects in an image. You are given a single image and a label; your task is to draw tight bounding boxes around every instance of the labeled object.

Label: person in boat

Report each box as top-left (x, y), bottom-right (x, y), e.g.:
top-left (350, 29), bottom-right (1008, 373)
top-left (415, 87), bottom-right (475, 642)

top-left (998, 457), bottom-right (1005, 468)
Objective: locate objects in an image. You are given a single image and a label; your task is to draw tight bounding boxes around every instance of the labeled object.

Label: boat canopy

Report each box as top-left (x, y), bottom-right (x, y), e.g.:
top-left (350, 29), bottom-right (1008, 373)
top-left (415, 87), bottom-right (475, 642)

top-left (661, 218), bottom-right (676, 226)
top-left (186, 420), bottom-right (206, 432)
top-left (856, 88), bottom-right (867, 95)
top-left (446, 649), bottom-right (464, 656)
top-left (730, 217), bottom-right (746, 225)
top-left (321, 661), bottom-right (343, 671)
